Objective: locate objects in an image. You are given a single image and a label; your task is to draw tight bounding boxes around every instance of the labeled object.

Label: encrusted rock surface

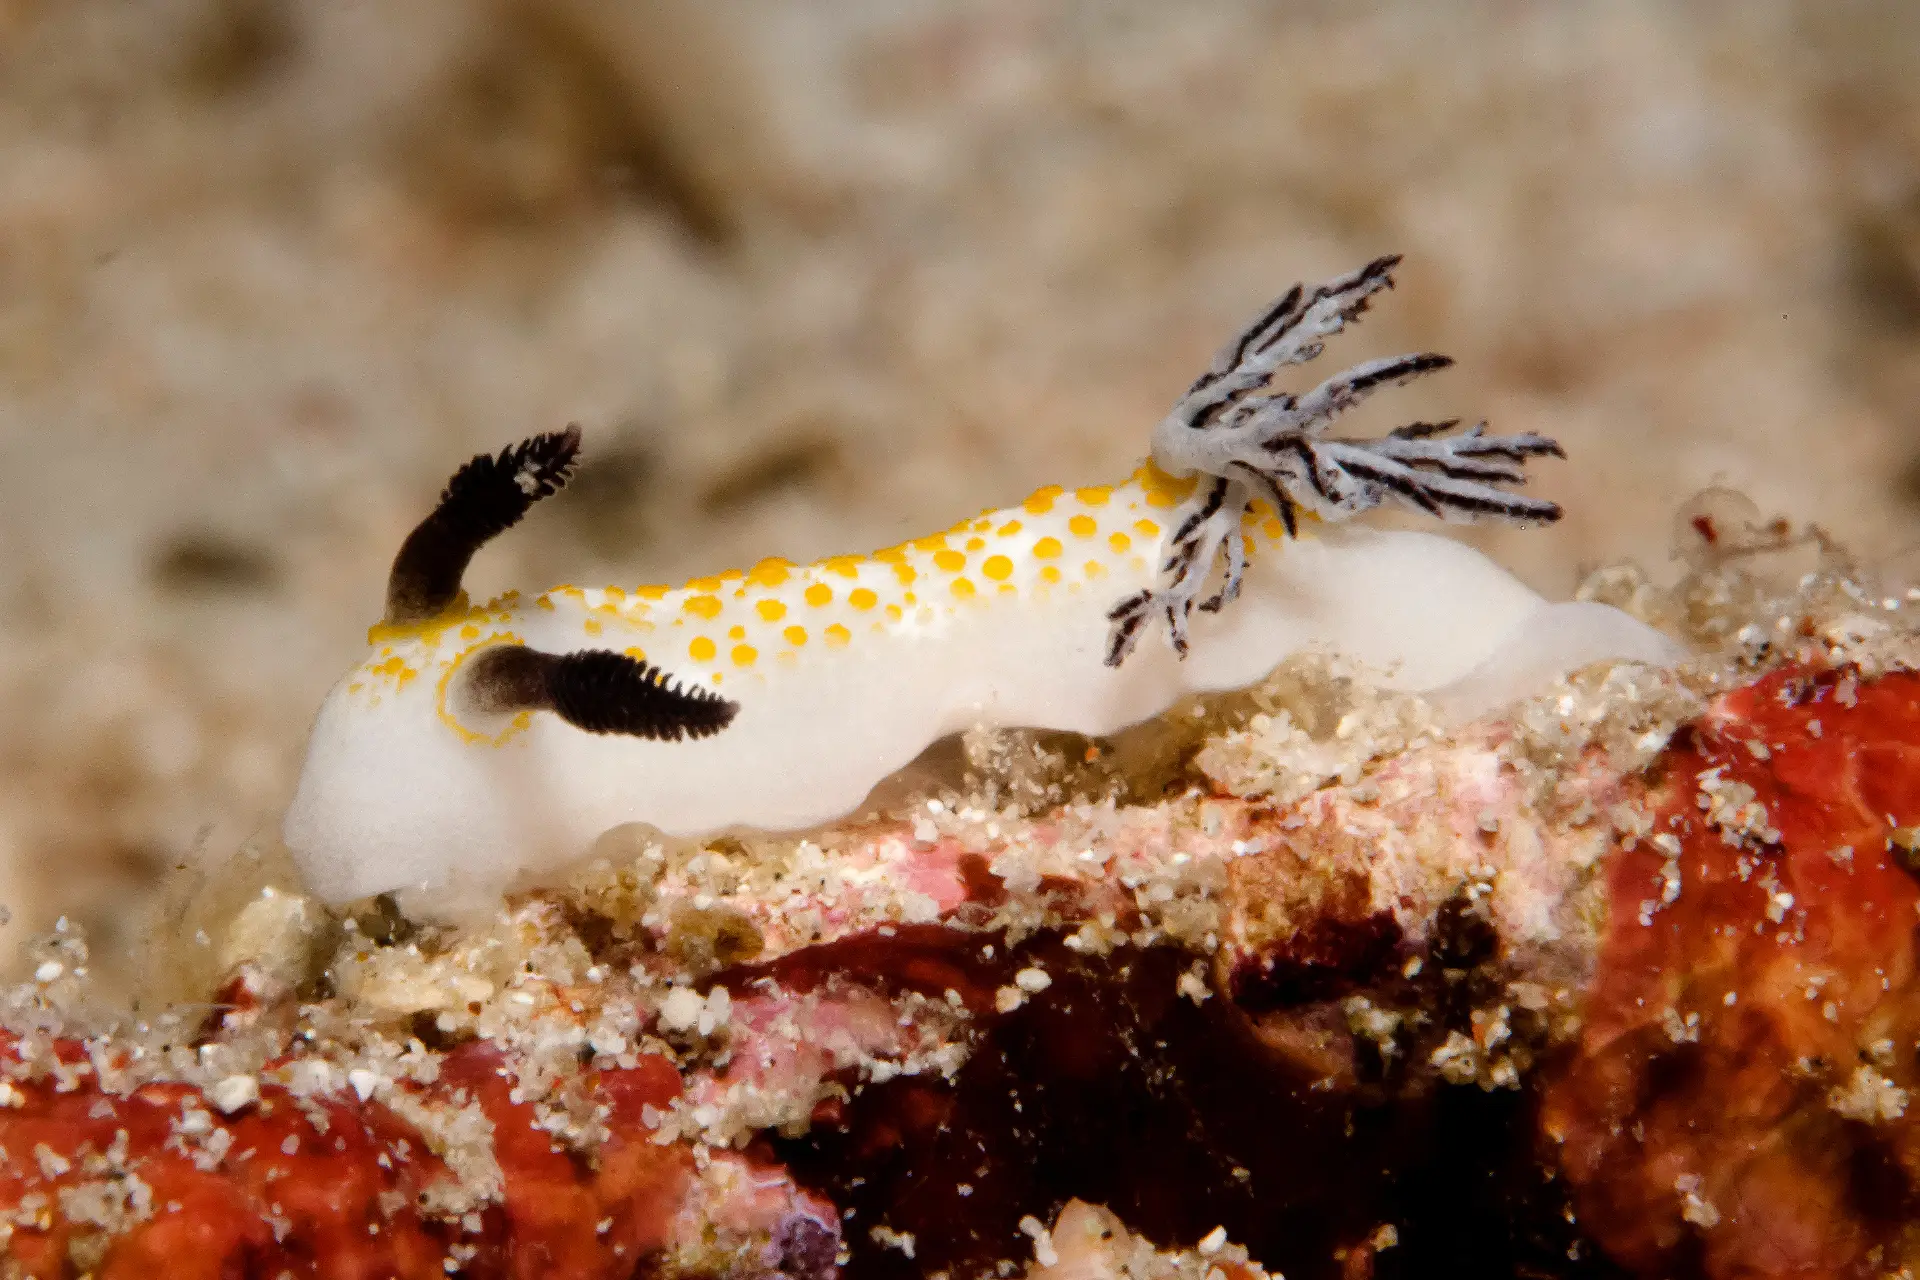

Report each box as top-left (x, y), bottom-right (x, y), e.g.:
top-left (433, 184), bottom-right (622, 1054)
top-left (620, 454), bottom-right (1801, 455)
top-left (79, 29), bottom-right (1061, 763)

top-left (8, 0), bottom-right (1920, 992)
top-left (1546, 664), bottom-right (1920, 1277)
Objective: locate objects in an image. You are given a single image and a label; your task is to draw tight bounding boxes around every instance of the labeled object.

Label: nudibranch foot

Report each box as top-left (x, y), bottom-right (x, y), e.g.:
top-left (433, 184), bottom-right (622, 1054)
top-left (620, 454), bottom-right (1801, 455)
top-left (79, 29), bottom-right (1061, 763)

top-left (1114, 256), bottom-right (1568, 665)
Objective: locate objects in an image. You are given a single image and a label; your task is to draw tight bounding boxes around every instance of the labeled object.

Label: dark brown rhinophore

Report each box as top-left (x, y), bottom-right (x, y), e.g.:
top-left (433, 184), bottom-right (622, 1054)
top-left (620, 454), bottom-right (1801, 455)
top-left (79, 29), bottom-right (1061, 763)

top-left (384, 426), bottom-right (584, 625)
top-left (465, 644), bottom-right (738, 741)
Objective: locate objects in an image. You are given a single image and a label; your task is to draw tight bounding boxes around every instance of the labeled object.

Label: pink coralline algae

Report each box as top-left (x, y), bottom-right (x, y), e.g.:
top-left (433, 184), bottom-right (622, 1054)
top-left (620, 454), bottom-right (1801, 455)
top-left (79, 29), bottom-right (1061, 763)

top-left (3, 661), bottom-right (1919, 1278)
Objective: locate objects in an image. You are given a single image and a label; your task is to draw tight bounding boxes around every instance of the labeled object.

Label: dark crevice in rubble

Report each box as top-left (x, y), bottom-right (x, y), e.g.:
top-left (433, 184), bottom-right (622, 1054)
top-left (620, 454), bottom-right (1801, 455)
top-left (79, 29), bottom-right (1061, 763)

top-left (764, 931), bottom-right (1627, 1280)
top-left (1847, 1123), bottom-right (1920, 1227)
top-left (1230, 911), bottom-right (1403, 1010)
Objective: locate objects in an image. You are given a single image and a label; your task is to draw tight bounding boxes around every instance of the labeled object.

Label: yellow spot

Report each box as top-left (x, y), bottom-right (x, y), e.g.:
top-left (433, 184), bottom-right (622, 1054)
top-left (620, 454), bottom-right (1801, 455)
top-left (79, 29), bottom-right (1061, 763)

top-left (369, 655), bottom-right (418, 689)
top-left (1024, 485), bottom-right (1062, 515)
top-left (1134, 519), bottom-right (1160, 537)
top-left (805, 583), bottom-right (834, 607)
top-left (1075, 485), bottom-right (1112, 506)
top-left (720, 568), bottom-right (744, 582)
top-left (996, 519), bottom-right (1023, 536)
top-left (1040, 565), bottom-right (1063, 584)
top-left (1108, 531), bottom-right (1131, 553)
top-left (1084, 560), bottom-right (1106, 578)
top-left (825, 623), bottom-right (851, 647)
top-left (757, 599), bottom-right (787, 622)
top-left (749, 558), bottom-right (793, 587)
top-left (684, 595), bottom-right (722, 620)
top-left (1263, 517), bottom-right (1287, 539)
top-left (933, 549), bottom-right (967, 573)
top-left (347, 681), bottom-right (364, 694)
top-left (625, 646), bottom-right (647, 662)
top-left (604, 586), bottom-right (626, 602)
top-left (998, 583), bottom-right (1017, 595)
top-left (1068, 514), bottom-right (1098, 538)
top-left (965, 536), bottom-right (985, 552)
top-left (460, 624), bottom-right (481, 641)
top-left (1033, 536), bottom-right (1063, 559)
top-left (732, 644), bottom-right (757, 667)
top-left (728, 625), bottom-right (745, 640)
top-left (893, 562), bottom-right (917, 586)
top-left (849, 587), bottom-right (878, 610)
top-left (873, 545), bottom-right (907, 563)
top-left (536, 597), bottom-right (556, 611)
top-left (982, 554), bottom-right (1013, 581)
top-left (885, 603), bottom-right (902, 621)
top-left (911, 533), bottom-right (949, 553)
top-left (686, 575), bottom-right (723, 592)
top-left (584, 618), bottom-right (603, 635)
top-left (784, 625), bottom-right (808, 647)
top-left (1138, 459), bottom-right (1199, 509)
top-left (951, 577), bottom-right (977, 599)
top-left (635, 584), bottom-right (669, 600)
top-left (823, 555), bottom-right (863, 579)
top-left (689, 636), bottom-right (716, 662)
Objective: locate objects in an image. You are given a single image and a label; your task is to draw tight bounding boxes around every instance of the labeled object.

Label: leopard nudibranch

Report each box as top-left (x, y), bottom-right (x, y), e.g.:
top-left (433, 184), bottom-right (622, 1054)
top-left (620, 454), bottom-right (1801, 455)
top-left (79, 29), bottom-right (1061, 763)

top-left (284, 257), bottom-right (1682, 904)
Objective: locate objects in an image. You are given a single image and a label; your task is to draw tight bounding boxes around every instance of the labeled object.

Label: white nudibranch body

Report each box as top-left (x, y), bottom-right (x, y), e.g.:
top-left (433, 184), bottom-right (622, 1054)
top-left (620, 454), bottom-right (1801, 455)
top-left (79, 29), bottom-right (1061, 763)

top-left (283, 258), bottom-right (1683, 904)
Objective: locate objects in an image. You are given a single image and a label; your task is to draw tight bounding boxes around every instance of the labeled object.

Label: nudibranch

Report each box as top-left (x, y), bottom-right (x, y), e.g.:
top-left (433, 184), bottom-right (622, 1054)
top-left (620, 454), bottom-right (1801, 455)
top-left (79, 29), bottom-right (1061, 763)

top-left (284, 258), bottom-right (1681, 904)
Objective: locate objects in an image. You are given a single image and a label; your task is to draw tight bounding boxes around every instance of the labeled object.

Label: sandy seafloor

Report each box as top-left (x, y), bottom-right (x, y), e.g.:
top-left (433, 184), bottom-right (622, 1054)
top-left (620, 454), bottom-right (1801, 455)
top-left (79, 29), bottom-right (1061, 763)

top-left (0, 0), bottom-right (1918, 987)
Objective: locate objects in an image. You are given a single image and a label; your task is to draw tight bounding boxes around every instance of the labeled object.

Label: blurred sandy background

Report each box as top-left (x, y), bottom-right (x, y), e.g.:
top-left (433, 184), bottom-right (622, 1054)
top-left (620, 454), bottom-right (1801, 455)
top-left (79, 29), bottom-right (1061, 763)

top-left (1, 0), bottom-right (1917, 985)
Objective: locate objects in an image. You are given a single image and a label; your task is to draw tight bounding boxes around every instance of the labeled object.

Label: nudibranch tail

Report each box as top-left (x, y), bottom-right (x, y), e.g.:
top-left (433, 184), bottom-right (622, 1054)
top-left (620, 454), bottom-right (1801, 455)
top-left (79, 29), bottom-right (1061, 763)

top-left (386, 425), bottom-right (584, 625)
top-left (467, 644), bottom-right (738, 741)
top-left (1113, 258), bottom-right (1568, 666)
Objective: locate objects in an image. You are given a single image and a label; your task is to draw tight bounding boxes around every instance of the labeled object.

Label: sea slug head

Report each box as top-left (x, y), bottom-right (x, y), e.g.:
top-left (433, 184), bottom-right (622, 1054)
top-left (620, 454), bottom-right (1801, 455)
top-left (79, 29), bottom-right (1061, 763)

top-left (283, 428), bottom-right (736, 903)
